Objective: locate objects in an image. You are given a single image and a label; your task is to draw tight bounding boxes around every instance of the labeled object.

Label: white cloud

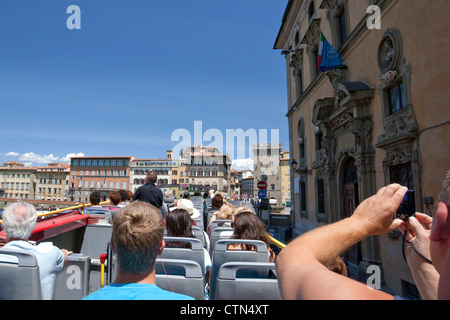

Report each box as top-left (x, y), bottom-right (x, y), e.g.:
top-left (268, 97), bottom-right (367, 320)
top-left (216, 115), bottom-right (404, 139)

top-left (231, 158), bottom-right (254, 171)
top-left (19, 152), bottom-right (58, 164)
top-left (60, 152), bottom-right (85, 162)
top-left (5, 152), bottom-right (19, 156)
top-left (5, 151), bottom-right (86, 166)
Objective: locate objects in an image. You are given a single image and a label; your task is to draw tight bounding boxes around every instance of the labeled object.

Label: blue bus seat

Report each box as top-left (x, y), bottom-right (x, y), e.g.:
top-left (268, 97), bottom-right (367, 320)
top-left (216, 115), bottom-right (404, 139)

top-left (155, 258), bottom-right (204, 300)
top-left (209, 239), bottom-right (269, 300)
top-left (215, 262), bottom-right (281, 300)
top-left (0, 248), bottom-right (42, 300)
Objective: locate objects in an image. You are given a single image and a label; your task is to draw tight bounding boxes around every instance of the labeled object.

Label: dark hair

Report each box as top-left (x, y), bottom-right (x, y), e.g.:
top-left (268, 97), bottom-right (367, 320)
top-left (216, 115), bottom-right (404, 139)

top-left (89, 191), bottom-right (102, 205)
top-left (109, 191), bottom-right (122, 206)
top-left (118, 190), bottom-right (128, 202)
top-left (165, 209), bottom-right (195, 248)
top-left (212, 194), bottom-right (223, 209)
top-left (231, 211), bottom-right (269, 250)
top-left (147, 171), bottom-right (158, 183)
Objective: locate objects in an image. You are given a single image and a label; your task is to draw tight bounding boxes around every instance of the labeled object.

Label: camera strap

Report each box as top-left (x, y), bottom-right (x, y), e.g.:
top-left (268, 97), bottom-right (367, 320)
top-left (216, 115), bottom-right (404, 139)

top-left (401, 222), bottom-right (433, 265)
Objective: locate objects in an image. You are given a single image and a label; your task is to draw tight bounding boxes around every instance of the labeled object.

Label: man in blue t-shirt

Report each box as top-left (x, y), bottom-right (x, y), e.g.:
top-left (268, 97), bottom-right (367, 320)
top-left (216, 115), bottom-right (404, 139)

top-left (83, 202), bottom-right (194, 300)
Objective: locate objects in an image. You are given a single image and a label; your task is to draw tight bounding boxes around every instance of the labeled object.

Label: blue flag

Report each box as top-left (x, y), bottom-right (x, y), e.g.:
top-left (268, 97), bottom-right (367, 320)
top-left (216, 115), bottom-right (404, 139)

top-left (318, 32), bottom-right (342, 72)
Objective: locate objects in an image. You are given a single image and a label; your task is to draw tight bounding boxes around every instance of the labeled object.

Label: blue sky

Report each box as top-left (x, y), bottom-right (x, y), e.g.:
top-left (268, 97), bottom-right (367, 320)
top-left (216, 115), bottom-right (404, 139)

top-left (0, 0), bottom-right (289, 170)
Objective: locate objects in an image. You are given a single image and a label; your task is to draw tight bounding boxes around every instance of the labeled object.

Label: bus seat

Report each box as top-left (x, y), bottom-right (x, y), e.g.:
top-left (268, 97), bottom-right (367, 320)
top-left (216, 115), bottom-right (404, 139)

top-left (161, 237), bottom-right (206, 275)
top-left (209, 239), bottom-right (269, 300)
top-left (215, 262), bottom-right (281, 300)
top-left (209, 227), bottom-right (233, 255)
top-left (155, 258), bottom-right (204, 300)
top-left (192, 226), bottom-right (206, 247)
top-left (53, 253), bottom-right (91, 300)
top-left (193, 217), bottom-right (204, 230)
top-left (80, 223), bottom-right (112, 259)
top-left (208, 219), bottom-right (232, 235)
top-left (0, 248), bottom-right (42, 300)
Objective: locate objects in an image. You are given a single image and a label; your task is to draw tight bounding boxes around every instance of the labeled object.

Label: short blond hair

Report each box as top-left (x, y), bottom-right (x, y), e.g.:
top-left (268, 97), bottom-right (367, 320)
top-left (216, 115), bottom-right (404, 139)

top-left (112, 202), bottom-right (164, 274)
top-left (217, 203), bottom-right (236, 220)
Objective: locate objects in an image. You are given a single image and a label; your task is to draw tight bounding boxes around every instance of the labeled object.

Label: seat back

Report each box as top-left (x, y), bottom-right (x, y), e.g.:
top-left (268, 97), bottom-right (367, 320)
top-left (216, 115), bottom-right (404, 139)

top-left (215, 262), bottom-right (281, 300)
top-left (209, 226), bottom-right (233, 255)
top-left (192, 226), bottom-right (206, 246)
top-left (53, 253), bottom-right (91, 300)
top-left (84, 208), bottom-right (113, 224)
top-left (193, 217), bottom-right (204, 231)
top-left (210, 239), bottom-right (269, 300)
top-left (0, 248), bottom-right (42, 300)
top-left (208, 219), bottom-right (232, 235)
top-left (160, 237), bottom-right (205, 274)
top-left (155, 258), bottom-right (204, 300)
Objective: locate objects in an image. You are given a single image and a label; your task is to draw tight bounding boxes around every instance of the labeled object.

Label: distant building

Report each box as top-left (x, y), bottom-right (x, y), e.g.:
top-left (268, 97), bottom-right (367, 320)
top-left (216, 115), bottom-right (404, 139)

top-left (68, 156), bottom-right (133, 202)
top-left (35, 163), bottom-right (70, 201)
top-left (241, 175), bottom-right (254, 200)
top-left (0, 162), bottom-right (36, 200)
top-left (180, 146), bottom-right (232, 194)
top-left (130, 151), bottom-right (179, 192)
top-left (252, 143), bottom-right (283, 205)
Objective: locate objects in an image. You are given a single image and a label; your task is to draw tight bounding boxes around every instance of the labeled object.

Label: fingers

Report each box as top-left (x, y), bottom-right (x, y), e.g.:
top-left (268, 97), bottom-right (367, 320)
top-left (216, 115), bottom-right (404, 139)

top-left (414, 212), bottom-right (433, 228)
top-left (384, 184), bottom-right (408, 203)
top-left (407, 216), bottom-right (427, 238)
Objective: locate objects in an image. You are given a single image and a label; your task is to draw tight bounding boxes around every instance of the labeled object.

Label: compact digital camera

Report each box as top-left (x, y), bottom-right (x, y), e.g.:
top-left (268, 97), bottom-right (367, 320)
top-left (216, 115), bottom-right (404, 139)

top-left (396, 190), bottom-right (415, 221)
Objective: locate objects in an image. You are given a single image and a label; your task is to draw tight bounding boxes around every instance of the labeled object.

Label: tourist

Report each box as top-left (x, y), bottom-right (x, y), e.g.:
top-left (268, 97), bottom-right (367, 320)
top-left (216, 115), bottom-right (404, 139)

top-left (132, 171), bottom-right (164, 209)
top-left (82, 202), bottom-right (194, 300)
top-left (1, 201), bottom-right (71, 300)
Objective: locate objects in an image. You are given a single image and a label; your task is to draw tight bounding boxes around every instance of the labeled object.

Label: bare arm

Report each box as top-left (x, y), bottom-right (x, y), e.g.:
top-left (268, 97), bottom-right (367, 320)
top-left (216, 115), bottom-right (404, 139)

top-left (276, 184), bottom-right (407, 300)
top-left (397, 213), bottom-right (439, 300)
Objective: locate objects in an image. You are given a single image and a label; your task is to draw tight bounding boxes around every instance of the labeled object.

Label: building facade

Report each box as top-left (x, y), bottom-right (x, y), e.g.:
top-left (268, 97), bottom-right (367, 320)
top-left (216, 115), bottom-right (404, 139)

top-left (280, 151), bottom-right (291, 206)
top-left (180, 146), bottom-right (232, 194)
top-left (0, 162), bottom-right (36, 200)
top-left (35, 163), bottom-right (70, 201)
top-left (68, 156), bottom-right (133, 202)
top-left (130, 156), bottom-right (179, 192)
top-left (274, 0), bottom-right (450, 298)
top-left (253, 143), bottom-right (283, 205)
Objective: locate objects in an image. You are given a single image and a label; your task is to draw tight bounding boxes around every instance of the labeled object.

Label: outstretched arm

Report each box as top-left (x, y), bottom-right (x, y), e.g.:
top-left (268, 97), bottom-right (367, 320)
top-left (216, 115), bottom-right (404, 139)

top-left (276, 184), bottom-right (407, 300)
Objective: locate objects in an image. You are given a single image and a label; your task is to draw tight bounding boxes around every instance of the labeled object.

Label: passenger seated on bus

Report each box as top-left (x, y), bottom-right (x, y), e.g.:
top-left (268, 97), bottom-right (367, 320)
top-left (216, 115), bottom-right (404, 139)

top-left (169, 199), bottom-right (209, 251)
top-left (227, 208), bottom-right (276, 263)
top-left (207, 193), bottom-right (224, 224)
top-left (83, 202), bottom-right (194, 300)
top-left (118, 189), bottom-right (132, 207)
top-left (165, 208), bottom-right (211, 275)
top-left (89, 190), bottom-right (102, 207)
top-left (108, 191), bottom-right (122, 210)
top-left (207, 203), bottom-right (236, 235)
top-left (1, 201), bottom-right (71, 300)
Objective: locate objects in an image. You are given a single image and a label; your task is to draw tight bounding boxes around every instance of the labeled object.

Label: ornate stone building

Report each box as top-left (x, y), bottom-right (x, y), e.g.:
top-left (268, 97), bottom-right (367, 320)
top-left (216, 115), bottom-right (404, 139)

top-left (274, 0), bottom-right (450, 298)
